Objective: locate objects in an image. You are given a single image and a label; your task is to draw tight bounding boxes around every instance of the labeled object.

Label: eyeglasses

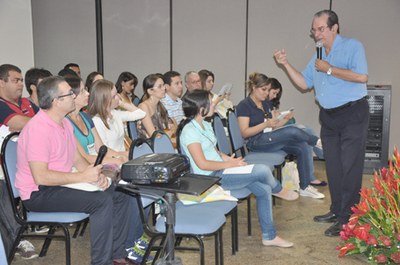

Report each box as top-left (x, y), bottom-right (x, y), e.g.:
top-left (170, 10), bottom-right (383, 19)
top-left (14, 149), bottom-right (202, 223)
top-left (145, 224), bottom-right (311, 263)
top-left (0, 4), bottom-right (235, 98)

top-left (55, 90), bottom-right (75, 100)
top-left (153, 84), bottom-right (165, 90)
top-left (310, 25), bottom-right (329, 35)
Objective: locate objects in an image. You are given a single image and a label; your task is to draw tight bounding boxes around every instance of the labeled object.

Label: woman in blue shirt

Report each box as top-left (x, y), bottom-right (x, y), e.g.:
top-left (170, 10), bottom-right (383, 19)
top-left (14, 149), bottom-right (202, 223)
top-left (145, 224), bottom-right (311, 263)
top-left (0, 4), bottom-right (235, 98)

top-left (236, 73), bottom-right (325, 199)
top-left (179, 90), bottom-right (298, 248)
top-left (65, 75), bottom-right (128, 165)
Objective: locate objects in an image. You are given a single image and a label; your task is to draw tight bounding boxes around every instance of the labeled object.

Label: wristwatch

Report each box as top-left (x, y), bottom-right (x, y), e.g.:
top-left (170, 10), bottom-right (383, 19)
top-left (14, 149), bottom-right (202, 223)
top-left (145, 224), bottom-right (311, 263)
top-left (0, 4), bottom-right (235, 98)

top-left (327, 67), bottom-right (332, 75)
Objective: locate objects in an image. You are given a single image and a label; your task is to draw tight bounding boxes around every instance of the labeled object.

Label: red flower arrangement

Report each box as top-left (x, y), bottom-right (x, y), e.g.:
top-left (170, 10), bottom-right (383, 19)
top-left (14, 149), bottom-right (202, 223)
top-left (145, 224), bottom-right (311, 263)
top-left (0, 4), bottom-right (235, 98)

top-left (337, 148), bottom-right (400, 264)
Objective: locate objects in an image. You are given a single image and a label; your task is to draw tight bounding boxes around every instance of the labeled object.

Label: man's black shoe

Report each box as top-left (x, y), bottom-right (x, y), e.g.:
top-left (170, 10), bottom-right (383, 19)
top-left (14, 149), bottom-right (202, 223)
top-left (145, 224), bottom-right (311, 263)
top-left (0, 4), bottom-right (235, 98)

top-left (325, 222), bottom-right (341, 237)
top-left (313, 212), bottom-right (337, 223)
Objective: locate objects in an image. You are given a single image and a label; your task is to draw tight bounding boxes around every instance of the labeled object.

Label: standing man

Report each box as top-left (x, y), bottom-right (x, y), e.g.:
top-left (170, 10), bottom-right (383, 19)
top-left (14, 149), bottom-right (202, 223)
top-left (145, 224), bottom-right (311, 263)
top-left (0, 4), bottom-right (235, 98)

top-left (274, 10), bottom-right (369, 236)
top-left (161, 71), bottom-right (185, 124)
top-left (16, 76), bottom-right (134, 265)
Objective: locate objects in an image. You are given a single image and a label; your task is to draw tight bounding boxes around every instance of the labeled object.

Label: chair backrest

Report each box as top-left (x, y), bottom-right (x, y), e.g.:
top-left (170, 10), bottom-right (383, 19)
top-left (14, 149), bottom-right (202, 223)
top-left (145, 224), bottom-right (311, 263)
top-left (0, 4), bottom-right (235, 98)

top-left (129, 138), bottom-right (153, 159)
top-left (150, 130), bottom-right (175, 154)
top-left (132, 97), bottom-right (140, 106)
top-left (1, 132), bottom-right (20, 200)
top-left (212, 114), bottom-right (232, 155)
top-left (226, 109), bottom-right (246, 154)
top-left (127, 121), bottom-right (138, 140)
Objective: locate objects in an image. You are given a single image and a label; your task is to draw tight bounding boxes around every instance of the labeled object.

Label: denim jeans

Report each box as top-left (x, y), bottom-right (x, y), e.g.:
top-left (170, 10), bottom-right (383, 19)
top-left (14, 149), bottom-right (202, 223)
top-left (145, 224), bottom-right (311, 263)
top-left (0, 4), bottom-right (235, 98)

top-left (301, 126), bottom-right (324, 182)
top-left (247, 126), bottom-right (318, 190)
top-left (214, 164), bottom-right (281, 240)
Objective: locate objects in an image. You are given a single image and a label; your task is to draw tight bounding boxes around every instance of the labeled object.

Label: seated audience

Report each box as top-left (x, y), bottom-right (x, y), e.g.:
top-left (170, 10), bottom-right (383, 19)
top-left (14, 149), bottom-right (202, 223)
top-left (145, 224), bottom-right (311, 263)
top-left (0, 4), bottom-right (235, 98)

top-left (184, 71), bottom-right (202, 94)
top-left (24, 68), bottom-right (52, 107)
top-left (199, 69), bottom-right (233, 120)
top-left (0, 63), bottom-right (40, 259)
top-left (115, 72), bottom-right (140, 107)
top-left (267, 77), bottom-right (326, 186)
top-left (64, 62), bottom-right (81, 77)
top-left (236, 73), bottom-right (325, 199)
top-left (179, 90), bottom-right (298, 248)
top-left (85, 71), bottom-right (104, 92)
top-left (0, 64), bottom-right (39, 131)
top-left (161, 71), bottom-right (185, 124)
top-left (137, 73), bottom-right (176, 141)
top-left (15, 76), bottom-right (133, 265)
top-left (64, 75), bottom-right (128, 164)
top-left (87, 79), bottom-right (146, 152)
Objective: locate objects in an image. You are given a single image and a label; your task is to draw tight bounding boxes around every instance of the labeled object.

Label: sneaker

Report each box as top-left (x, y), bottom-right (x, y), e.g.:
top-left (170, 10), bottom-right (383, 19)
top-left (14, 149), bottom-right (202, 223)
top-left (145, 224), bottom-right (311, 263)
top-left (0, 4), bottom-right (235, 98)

top-left (31, 225), bottom-right (50, 234)
top-left (126, 235), bottom-right (153, 264)
top-left (299, 185), bottom-right (325, 199)
top-left (15, 240), bottom-right (39, 260)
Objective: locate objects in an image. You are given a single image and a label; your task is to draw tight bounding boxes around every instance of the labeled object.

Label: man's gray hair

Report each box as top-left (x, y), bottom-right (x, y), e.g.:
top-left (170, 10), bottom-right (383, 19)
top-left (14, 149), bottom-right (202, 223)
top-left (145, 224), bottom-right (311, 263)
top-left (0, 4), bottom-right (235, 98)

top-left (38, 76), bottom-right (65, 109)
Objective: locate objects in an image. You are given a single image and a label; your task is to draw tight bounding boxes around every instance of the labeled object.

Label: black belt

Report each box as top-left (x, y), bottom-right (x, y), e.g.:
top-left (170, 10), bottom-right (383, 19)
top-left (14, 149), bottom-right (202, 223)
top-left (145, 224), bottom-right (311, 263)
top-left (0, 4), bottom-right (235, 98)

top-left (323, 96), bottom-right (367, 113)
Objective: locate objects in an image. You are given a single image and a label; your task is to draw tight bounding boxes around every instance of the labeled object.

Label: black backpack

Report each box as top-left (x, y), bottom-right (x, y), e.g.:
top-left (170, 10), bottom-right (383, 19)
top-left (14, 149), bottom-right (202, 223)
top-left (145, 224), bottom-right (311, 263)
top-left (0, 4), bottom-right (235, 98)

top-left (0, 180), bottom-right (20, 258)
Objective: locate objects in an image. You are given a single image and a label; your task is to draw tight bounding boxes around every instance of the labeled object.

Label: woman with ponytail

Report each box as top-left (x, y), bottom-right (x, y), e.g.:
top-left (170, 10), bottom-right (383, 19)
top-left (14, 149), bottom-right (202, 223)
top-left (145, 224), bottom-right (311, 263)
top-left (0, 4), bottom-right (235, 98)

top-left (178, 90), bottom-right (298, 248)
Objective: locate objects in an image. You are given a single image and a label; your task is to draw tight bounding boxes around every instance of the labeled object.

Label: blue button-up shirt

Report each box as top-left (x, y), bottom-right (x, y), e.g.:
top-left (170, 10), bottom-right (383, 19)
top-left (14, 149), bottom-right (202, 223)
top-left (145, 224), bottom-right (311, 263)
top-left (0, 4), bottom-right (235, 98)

top-left (302, 34), bottom-right (368, 109)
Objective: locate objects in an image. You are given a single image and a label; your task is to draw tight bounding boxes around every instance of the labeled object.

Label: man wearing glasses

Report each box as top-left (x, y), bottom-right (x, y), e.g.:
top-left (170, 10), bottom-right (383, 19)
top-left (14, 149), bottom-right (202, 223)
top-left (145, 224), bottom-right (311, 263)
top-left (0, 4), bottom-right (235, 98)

top-left (0, 64), bottom-right (39, 131)
top-left (15, 76), bottom-right (134, 265)
top-left (274, 10), bottom-right (369, 237)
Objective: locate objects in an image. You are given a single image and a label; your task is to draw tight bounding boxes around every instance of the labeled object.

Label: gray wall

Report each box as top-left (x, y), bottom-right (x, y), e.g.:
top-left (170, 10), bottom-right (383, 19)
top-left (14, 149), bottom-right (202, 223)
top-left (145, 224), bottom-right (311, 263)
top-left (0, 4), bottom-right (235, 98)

top-left (24, 0), bottom-right (400, 152)
top-left (0, 0), bottom-right (34, 75)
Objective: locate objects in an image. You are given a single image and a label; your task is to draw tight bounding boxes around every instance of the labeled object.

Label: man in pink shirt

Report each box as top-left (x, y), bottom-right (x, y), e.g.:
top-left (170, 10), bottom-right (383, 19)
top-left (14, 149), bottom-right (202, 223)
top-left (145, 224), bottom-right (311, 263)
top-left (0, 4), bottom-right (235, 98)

top-left (16, 76), bottom-right (134, 265)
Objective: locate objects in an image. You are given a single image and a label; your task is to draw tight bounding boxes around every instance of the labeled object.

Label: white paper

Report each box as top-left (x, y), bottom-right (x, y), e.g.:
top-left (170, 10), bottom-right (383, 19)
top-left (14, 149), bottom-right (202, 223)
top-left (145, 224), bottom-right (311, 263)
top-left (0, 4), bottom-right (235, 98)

top-left (223, 164), bottom-right (254, 174)
top-left (217, 83), bottom-right (232, 96)
top-left (62, 177), bottom-right (112, 192)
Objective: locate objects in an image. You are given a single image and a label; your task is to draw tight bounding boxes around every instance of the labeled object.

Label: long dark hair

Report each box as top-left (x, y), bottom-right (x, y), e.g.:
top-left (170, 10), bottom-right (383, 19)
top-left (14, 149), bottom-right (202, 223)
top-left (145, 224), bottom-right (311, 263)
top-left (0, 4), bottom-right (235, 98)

top-left (142, 73), bottom-right (169, 129)
top-left (177, 90), bottom-right (211, 153)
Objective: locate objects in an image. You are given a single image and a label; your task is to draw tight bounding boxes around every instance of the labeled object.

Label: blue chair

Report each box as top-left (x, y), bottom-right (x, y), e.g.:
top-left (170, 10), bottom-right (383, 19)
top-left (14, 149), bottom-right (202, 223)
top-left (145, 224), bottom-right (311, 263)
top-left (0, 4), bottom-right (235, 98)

top-left (0, 132), bottom-right (89, 265)
top-left (150, 130), bottom-right (176, 154)
top-left (121, 187), bottom-right (226, 265)
top-left (125, 143), bottom-right (227, 265)
top-left (0, 233), bottom-right (8, 265)
top-left (132, 97), bottom-right (140, 106)
top-left (226, 109), bottom-right (287, 182)
top-left (127, 120), bottom-right (139, 140)
top-left (129, 138), bottom-right (153, 159)
top-left (176, 120), bottom-right (239, 255)
top-left (212, 113), bottom-right (252, 251)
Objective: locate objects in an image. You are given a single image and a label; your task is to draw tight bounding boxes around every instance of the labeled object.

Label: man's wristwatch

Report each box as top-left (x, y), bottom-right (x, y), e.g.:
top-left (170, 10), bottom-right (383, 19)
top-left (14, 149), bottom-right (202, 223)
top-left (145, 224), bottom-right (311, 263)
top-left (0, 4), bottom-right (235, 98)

top-left (327, 67), bottom-right (332, 75)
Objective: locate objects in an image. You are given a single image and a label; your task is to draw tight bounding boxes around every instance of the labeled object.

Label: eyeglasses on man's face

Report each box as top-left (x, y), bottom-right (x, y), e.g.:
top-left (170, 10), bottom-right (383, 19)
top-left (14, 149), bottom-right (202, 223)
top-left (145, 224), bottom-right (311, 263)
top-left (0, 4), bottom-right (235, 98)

top-left (310, 25), bottom-right (329, 35)
top-left (55, 90), bottom-right (75, 100)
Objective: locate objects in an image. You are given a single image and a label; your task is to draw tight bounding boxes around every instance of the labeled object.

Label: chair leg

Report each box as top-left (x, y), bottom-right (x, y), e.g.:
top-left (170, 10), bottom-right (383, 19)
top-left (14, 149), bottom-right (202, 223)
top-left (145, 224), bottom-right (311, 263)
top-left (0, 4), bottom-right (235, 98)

top-left (60, 225), bottom-right (71, 265)
top-left (231, 208), bottom-right (237, 255)
top-left (79, 219), bottom-right (89, 237)
top-left (72, 223), bottom-right (81, 238)
top-left (219, 228), bottom-right (224, 265)
top-left (247, 197), bottom-right (252, 236)
top-left (39, 226), bottom-right (57, 257)
top-left (214, 233), bottom-right (219, 265)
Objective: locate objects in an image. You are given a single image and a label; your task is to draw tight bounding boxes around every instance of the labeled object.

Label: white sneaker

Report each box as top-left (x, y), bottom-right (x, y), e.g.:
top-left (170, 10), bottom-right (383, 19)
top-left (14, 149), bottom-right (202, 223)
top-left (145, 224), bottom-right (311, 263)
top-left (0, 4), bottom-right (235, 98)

top-left (299, 185), bottom-right (325, 199)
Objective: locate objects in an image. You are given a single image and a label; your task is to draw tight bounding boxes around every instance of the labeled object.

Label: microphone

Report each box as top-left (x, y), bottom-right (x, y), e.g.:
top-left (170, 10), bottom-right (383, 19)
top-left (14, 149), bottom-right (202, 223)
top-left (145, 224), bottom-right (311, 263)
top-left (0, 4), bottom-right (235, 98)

top-left (316, 40), bottom-right (323, 60)
top-left (94, 145), bottom-right (108, 166)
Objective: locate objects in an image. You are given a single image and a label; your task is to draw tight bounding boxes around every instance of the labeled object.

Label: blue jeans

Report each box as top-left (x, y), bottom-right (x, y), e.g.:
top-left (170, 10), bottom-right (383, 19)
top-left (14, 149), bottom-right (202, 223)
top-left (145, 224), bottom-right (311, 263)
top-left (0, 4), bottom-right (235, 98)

top-left (300, 126), bottom-right (324, 181)
top-left (247, 126), bottom-right (318, 190)
top-left (214, 164), bottom-right (281, 240)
